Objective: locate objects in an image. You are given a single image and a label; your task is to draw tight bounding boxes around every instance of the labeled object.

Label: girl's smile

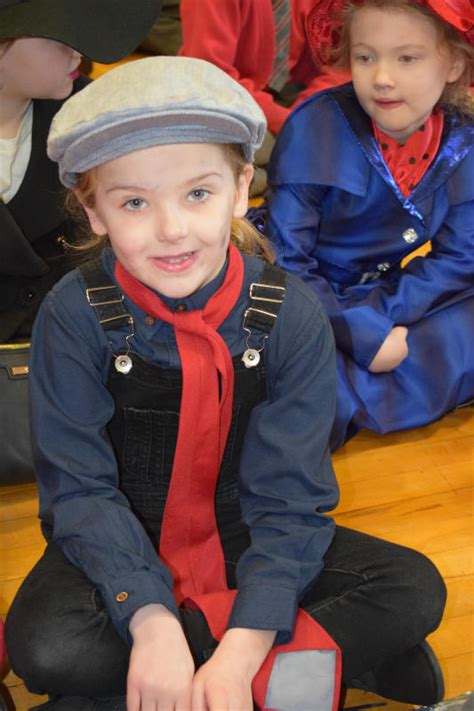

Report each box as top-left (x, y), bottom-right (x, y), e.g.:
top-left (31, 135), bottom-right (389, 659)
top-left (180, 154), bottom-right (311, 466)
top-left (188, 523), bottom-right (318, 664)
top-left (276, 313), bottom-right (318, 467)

top-left (151, 251), bottom-right (198, 273)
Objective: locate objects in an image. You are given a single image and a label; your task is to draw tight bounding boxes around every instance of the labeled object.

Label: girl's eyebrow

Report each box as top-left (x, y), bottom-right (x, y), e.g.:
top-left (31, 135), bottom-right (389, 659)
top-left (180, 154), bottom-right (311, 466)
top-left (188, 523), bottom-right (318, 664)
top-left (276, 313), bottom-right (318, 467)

top-left (105, 184), bottom-right (146, 193)
top-left (183, 171), bottom-right (224, 185)
top-left (104, 172), bottom-right (223, 194)
top-left (392, 44), bottom-right (426, 51)
top-left (352, 42), bottom-right (426, 51)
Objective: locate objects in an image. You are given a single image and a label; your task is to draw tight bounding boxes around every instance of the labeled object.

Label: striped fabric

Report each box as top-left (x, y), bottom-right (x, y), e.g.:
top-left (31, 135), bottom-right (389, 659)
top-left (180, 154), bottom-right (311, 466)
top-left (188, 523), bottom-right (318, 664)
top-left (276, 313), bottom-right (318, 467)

top-left (269, 0), bottom-right (291, 92)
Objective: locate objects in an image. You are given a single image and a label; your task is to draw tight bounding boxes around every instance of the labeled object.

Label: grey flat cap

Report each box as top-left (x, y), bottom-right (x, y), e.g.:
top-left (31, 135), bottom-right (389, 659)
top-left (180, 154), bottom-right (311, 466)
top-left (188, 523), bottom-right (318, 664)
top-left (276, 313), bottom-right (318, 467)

top-left (48, 56), bottom-right (267, 187)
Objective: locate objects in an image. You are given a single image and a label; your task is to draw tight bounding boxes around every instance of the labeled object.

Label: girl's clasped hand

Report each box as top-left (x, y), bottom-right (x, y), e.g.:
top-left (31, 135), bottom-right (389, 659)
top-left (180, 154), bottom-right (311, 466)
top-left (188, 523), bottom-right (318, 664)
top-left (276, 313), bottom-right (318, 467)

top-left (127, 604), bottom-right (275, 710)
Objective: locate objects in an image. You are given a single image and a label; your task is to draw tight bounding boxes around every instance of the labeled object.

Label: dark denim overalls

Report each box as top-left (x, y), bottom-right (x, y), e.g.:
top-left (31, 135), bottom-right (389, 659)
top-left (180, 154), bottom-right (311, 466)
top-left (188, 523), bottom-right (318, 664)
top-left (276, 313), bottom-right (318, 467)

top-left (83, 256), bottom-right (286, 585)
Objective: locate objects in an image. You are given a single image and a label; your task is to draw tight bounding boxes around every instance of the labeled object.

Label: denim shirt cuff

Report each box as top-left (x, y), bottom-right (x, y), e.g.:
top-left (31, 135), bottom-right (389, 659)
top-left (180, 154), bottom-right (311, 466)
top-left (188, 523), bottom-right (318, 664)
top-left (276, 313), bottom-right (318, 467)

top-left (227, 584), bottom-right (298, 644)
top-left (101, 571), bottom-right (179, 642)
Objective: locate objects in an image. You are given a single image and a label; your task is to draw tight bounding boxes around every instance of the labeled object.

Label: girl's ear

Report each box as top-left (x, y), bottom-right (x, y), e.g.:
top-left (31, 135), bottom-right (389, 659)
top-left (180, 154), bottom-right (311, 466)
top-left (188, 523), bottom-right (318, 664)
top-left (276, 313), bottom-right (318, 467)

top-left (232, 163), bottom-right (255, 219)
top-left (73, 189), bottom-right (108, 236)
top-left (446, 52), bottom-right (466, 84)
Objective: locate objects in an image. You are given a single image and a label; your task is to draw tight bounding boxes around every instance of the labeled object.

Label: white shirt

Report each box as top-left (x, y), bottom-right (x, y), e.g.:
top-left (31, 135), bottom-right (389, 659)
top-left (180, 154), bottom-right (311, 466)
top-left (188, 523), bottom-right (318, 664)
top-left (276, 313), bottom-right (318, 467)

top-left (0, 101), bottom-right (33, 203)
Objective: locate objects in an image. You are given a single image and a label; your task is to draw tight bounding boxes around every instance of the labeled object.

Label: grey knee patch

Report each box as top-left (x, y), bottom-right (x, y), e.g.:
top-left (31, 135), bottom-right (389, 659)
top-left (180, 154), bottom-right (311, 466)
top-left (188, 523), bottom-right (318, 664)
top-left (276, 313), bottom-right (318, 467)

top-left (264, 649), bottom-right (337, 710)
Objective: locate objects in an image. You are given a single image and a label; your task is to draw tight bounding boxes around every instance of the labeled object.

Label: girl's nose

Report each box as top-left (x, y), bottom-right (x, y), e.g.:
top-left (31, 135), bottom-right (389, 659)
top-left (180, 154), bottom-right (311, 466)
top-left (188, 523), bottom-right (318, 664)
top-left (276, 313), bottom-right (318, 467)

top-left (373, 62), bottom-right (395, 89)
top-left (157, 205), bottom-right (187, 243)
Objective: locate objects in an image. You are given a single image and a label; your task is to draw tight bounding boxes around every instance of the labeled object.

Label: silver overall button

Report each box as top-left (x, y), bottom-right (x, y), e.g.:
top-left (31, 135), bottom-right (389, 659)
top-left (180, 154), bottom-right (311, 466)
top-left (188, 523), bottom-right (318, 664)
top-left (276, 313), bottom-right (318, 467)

top-left (377, 262), bottom-right (390, 272)
top-left (242, 349), bottom-right (261, 368)
top-left (115, 354), bottom-right (133, 374)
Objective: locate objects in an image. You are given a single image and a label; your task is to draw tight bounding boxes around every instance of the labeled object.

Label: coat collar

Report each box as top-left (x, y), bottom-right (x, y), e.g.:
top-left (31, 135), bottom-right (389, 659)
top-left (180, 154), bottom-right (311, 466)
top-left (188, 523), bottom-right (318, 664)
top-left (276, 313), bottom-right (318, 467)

top-left (331, 83), bottom-right (474, 214)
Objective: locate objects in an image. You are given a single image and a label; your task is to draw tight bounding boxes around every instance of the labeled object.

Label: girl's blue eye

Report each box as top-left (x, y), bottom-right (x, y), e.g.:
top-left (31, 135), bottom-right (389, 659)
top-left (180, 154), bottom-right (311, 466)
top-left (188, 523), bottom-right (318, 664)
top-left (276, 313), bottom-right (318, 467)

top-left (125, 198), bottom-right (145, 210)
top-left (188, 189), bottom-right (209, 202)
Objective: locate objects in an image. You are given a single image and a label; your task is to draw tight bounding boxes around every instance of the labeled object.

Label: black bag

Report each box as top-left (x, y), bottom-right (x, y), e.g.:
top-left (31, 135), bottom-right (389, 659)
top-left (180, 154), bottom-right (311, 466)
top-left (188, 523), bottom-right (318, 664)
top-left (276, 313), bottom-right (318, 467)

top-left (0, 343), bottom-right (35, 485)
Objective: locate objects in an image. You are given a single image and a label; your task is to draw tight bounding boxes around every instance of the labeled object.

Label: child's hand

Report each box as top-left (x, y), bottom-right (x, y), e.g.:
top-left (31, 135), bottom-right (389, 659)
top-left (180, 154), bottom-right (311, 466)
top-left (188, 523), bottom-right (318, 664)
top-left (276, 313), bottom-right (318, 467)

top-left (191, 654), bottom-right (253, 711)
top-left (191, 627), bottom-right (276, 711)
top-left (368, 326), bottom-right (409, 373)
top-left (127, 603), bottom-right (195, 711)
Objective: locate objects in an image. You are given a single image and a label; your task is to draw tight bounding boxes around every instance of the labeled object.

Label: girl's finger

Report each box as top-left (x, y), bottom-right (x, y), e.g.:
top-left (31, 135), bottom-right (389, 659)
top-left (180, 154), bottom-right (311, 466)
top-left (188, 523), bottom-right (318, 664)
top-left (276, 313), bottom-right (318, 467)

top-left (191, 680), bottom-right (207, 711)
top-left (205, 686), bottom-right (230, 711)
top-left (176, 685), bottom-right (193, 711)
top-left (126, 686), bottom-right (141, 711)
top-left (142, 694), bottom-right (160, 711)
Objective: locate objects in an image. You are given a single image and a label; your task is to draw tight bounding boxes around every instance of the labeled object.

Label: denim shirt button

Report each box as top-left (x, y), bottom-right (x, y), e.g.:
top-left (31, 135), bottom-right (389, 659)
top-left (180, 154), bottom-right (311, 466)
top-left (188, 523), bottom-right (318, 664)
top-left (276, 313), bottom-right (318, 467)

top-left (145, 316), bottom-right (154, 326)
top-left (116, 591), bottom-right (129, 602)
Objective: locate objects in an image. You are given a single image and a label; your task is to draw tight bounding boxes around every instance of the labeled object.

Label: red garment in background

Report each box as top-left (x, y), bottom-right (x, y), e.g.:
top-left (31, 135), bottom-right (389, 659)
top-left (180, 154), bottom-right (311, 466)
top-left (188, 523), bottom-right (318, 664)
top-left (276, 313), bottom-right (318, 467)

top-left (178, 0), bottom-right (350, 134)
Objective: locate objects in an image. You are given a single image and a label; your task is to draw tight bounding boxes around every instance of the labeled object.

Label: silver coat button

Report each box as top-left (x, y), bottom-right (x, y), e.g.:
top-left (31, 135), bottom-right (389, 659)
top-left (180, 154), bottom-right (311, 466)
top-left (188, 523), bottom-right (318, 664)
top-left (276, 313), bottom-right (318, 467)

top-left (377, 262), bottom-right (390, 272)
top-left (403, 228), bottom-right (418, 244)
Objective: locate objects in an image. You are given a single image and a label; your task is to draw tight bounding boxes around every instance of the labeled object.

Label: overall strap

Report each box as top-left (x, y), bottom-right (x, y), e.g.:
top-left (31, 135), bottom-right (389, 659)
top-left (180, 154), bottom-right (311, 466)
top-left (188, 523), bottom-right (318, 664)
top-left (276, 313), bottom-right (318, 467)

top-left (243, 261), bottom-right (287, 334)
top-left (80, 257), bottom-right (288, 335)
top-left (79, 258), bottom-right (131, 331)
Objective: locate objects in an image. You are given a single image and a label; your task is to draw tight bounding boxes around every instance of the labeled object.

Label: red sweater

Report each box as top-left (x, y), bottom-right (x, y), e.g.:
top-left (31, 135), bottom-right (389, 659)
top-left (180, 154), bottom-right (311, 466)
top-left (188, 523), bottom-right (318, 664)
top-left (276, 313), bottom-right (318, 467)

top-left (179, 0), bottom-right (350, 134)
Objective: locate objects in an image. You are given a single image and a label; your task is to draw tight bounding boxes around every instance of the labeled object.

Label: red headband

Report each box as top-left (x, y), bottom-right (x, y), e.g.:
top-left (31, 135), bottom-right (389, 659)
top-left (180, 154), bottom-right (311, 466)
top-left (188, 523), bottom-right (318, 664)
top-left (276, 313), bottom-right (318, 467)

top-left (307, 0), bottom-right (474, 66)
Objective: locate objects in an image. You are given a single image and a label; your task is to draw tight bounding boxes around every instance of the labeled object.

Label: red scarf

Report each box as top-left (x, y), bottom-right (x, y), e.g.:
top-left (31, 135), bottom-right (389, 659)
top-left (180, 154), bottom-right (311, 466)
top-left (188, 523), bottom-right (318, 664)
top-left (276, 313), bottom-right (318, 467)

top-left (115, 243), bottom-right (244, 602)
top-left (373, 112), bottom-right (444, 197)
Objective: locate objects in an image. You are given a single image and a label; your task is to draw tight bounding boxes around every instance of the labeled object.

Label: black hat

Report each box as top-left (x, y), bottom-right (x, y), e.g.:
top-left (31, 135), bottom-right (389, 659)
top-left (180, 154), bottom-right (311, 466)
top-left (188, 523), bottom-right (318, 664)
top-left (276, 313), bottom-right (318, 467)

top-left (0, 0), bottom-right (163, 63)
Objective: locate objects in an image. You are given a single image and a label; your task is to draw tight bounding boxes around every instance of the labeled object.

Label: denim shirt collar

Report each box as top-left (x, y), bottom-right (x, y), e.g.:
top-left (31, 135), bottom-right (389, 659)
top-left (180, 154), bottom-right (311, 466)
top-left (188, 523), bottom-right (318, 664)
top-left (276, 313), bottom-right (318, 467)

top-left (101, 247), bottom-right (232, 344)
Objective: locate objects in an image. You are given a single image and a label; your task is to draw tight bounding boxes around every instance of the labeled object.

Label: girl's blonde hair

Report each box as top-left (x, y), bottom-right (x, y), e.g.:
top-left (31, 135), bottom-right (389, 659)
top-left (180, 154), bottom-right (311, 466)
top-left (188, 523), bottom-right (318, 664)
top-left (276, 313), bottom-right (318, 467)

top-left (66, 143), bottom-right (274, 263)
top-left (332, 0), bottom-right (474, 117)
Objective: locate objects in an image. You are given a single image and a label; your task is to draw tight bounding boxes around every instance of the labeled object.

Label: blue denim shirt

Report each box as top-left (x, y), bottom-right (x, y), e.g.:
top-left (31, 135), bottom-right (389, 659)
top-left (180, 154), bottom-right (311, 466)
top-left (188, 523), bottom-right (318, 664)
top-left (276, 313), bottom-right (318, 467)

top-left (30, 248), bottom-right (338, 643)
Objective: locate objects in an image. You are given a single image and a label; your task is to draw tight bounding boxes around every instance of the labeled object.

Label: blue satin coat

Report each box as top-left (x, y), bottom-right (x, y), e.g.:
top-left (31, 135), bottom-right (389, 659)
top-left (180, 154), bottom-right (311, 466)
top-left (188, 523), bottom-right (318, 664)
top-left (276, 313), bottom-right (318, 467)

top-left (266, 83), bottom-right (474, 449)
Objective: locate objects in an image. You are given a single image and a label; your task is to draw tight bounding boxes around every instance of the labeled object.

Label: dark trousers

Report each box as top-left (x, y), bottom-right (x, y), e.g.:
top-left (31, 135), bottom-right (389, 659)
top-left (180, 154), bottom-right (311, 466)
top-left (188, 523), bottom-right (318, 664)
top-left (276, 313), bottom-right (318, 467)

top-left (5, 525), bottom-right (446, 698)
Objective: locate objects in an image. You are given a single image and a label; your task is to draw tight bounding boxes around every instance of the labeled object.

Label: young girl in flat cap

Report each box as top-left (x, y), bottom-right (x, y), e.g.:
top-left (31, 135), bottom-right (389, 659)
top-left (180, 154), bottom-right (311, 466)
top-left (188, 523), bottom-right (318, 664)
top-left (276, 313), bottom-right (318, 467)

top-left (6, 56), bottom-right (447, 711)
top-left (265, 0), bottom-right (474, 450)
top-left (0, 0), bottom-right (162, 343)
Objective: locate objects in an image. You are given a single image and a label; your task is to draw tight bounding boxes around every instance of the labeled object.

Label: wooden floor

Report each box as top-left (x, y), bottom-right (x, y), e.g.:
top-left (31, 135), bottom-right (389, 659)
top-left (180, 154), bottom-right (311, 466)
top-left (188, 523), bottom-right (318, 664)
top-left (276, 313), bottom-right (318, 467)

top-left (1, 408), bottom-right (473, 710)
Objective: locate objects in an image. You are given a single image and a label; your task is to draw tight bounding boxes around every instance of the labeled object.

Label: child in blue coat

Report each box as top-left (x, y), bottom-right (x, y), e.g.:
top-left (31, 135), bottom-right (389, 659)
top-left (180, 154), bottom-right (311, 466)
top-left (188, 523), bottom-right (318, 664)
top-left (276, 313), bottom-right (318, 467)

top-left (266, 0), bottom-right (474, 449)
